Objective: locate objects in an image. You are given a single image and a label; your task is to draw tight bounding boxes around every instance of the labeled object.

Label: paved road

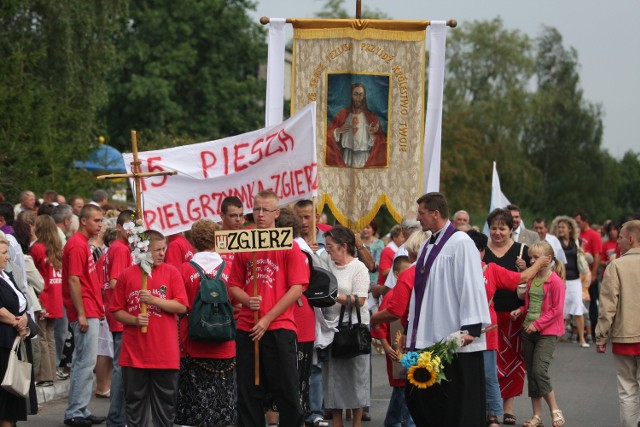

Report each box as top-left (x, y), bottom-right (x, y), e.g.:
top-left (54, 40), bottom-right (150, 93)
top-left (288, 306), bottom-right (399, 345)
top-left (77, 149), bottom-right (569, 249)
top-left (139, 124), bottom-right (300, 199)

top-left (28, 339), bottom-right (619, 426)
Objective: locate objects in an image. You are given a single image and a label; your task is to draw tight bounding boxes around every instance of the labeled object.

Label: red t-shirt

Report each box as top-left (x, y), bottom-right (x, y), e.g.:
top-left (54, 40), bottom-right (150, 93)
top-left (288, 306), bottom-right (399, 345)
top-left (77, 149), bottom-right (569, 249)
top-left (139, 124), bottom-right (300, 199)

top-left (165, 234), bottom-right (194, 268)
top-left (178, 260), bottom-right (235, 359)
top-left (386, 266), bottom-right (415, 328)
top-left (228, 241), bottom-right (309, 333)
top-left (293, 295), bottom-right (315, 343)
top-left (371, 289), bottom-right (405, 387)
top-left (377, 246), bottom-right (397, 285)
top-left (601, 240), bottom-right (620, 265)
top-left (580, 228), bottom-right (603, 259)
top-left (62, 232), bottom-right (105, 322)
top-left (482, 263), bottom-right (521, 350)
top-left (104, 240), bottom-right (134, 332)
top-left (30, 242), bottom-right (64, 318)
top-left (111, 263), bottom-right (189, 369)
top-left (219, 252), bottom-right (241, 313)
top-left (613, 343), bottom-right (640, 355)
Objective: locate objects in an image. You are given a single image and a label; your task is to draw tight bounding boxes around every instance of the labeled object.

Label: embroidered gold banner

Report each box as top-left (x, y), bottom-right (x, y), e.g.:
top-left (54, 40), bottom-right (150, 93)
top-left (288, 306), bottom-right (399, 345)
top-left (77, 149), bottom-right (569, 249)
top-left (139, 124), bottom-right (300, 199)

top-left (291, 19), bottom-right (428, 230)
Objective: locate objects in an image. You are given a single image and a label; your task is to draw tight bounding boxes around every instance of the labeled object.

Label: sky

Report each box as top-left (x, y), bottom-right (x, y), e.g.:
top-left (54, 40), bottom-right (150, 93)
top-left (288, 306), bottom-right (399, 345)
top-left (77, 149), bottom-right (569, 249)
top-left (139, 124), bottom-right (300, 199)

top-left (249, 0), bottom-right (640, 158)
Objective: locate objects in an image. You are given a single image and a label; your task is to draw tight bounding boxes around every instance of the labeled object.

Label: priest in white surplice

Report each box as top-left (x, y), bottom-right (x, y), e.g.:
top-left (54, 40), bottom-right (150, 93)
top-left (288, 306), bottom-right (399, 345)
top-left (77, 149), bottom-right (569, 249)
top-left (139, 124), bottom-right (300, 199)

top-left (406, 192), bottom-right (491, 427)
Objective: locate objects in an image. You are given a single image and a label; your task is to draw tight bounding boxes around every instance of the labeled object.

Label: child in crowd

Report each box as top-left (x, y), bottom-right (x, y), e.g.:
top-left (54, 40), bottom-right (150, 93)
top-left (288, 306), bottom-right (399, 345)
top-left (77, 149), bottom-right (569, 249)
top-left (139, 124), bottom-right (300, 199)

top-left (111, 230), bottom-right (189, 427)
top-left (371, 255), bottom-right (414, 427)
top-left (510, 242), bottom-right (566, 427)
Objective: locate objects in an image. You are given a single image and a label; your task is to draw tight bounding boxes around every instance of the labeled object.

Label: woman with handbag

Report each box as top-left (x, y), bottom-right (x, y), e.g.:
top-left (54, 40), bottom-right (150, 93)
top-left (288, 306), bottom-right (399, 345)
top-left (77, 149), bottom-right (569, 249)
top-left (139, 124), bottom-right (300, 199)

top-left (0, 236), bottom-right (30, 425)
top-left (551, 216), bottom-right (590, 348)
top-left (322, 225), bottom-right (371, 427)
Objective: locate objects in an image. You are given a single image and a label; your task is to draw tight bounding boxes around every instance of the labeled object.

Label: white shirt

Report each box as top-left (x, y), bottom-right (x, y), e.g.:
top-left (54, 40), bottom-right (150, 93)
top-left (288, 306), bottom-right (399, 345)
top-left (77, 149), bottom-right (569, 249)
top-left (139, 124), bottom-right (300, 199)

top-left (408, 221), bottom-right (491, 353)
top-left (0, 270), bottom-right (27, 312)
top-left (383, 245), bottom-right (409, 289)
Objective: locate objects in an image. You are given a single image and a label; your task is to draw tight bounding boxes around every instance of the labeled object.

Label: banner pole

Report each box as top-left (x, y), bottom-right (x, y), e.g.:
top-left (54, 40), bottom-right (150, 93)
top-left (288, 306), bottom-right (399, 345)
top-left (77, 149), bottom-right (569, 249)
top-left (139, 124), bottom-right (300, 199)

top-left (259, 17), bottom-right (458, 28)
top-left (252, 252), bottom-right (260, 385)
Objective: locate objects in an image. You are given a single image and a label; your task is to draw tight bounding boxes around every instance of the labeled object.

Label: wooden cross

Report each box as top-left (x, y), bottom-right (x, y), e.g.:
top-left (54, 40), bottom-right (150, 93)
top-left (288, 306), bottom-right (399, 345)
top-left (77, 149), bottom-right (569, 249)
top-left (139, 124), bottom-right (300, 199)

top-left (97, 130), bottom-right (177, 333)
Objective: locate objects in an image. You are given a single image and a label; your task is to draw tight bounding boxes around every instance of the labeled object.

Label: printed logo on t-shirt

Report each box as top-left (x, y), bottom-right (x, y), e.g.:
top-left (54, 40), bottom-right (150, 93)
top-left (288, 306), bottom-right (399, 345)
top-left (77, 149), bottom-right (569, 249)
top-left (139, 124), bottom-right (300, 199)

top-left (244, 258), bottom-right (280, 289)
top-left (126, 287), bottom-right (169, 317)
top-left (50, 267), bottom-right (62, 286)
top-left (88, 254), bottom-right (97, 275)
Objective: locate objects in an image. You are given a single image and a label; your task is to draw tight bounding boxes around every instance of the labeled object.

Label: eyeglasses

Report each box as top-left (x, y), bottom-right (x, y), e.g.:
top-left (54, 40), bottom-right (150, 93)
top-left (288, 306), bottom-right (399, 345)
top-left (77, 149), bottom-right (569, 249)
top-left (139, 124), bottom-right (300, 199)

top-left (252, 207), bottom-right (278, 214)
top-left (325, 243), bottom-right (343, 250)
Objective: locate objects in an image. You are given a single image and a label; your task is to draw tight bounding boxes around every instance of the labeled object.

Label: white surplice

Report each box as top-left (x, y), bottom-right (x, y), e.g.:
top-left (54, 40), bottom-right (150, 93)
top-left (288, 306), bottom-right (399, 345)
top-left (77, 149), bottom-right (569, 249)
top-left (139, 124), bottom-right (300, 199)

top-left (408, 221), bottom-right (491, 353)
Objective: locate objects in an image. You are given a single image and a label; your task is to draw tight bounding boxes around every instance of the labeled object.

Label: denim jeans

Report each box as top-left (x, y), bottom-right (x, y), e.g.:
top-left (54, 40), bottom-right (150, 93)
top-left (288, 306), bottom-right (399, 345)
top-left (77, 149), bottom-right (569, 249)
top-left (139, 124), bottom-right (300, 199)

top-left (305, 362), bottom-right (323, 423)
top-left (384, 386), bottom-right (415, 427)
top-left (54, 310), bottom-right (69, 365)
top-left (65, 318), bottom-right (100, 419)
top-left (107, 332), bottom-right (126, 427)
top-left (483, 350), bottom-right (503, 416)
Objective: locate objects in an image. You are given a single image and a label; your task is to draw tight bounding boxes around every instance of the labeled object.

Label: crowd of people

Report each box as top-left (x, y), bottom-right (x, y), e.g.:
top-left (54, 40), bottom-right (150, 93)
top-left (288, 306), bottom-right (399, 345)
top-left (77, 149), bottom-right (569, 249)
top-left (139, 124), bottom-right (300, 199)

top-left (0, 188), bottom-right (639, 427)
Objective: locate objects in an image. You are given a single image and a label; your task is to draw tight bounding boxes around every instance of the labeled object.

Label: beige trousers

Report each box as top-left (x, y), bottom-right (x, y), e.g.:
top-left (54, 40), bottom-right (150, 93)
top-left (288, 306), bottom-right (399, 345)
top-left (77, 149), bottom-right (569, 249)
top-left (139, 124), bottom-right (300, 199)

top-left (614, 353), bottom-right (640, 427)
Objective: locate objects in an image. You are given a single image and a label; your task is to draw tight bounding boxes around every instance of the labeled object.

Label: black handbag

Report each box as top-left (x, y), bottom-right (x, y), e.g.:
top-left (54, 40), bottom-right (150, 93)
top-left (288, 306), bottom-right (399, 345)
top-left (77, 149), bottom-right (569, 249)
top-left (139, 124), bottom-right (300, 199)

top-left (331, 296), bottom-right (371, 359)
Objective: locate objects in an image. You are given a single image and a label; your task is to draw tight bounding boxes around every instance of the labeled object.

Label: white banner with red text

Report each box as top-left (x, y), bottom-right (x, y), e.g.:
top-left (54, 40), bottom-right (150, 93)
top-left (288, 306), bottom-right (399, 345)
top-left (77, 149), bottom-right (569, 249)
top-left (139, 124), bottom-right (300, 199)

top-left (123, 103), bottom-right (318, 236)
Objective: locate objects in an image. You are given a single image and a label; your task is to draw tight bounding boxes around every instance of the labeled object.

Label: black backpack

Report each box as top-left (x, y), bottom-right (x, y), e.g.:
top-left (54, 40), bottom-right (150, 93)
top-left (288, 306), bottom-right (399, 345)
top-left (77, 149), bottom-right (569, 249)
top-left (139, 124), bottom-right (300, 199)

top-left (188, 261), bottom-right (236, 341)
top-left (302, 252), bottom-right (338, 307)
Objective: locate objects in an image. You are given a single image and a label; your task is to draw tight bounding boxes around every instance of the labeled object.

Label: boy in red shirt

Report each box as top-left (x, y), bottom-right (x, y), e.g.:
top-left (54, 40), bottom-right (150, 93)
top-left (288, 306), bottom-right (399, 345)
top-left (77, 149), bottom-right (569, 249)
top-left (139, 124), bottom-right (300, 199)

top-left (228, 191), bottom-right (309, 427)
top-left (111, 230), bottom-right (189, 427)
top-left (62, 204), bottom-right (106, 427)
top-left (371, 256), bottom-right (414, 427)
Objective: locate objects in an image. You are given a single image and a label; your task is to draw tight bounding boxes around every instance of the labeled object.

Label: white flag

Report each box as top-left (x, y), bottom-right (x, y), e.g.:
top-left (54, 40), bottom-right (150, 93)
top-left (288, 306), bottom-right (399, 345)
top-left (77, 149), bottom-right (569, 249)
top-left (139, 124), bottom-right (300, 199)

top-left (484, 161), bottom-right (510, 235)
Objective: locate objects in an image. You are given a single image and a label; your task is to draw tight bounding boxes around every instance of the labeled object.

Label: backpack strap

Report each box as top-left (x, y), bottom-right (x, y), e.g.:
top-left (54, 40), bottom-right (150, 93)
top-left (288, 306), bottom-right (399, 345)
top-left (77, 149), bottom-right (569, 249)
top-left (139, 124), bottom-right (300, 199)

top-left (189, 260), bottom-right (226, 280)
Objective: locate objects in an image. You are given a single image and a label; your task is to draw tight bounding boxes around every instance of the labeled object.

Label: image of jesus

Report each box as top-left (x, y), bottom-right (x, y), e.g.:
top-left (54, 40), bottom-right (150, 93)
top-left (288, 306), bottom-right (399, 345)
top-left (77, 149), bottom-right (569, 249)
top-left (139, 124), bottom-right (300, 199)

top-left (326, 83), bottom-right (388, 168)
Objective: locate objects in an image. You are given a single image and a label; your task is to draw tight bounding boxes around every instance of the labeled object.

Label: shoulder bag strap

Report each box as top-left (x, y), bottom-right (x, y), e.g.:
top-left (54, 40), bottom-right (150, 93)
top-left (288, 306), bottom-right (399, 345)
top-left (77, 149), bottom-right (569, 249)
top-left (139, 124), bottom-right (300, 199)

top-left (353, 295), bottom-right (363, 325)
top-left (338, 297), bottom-right (348, 325)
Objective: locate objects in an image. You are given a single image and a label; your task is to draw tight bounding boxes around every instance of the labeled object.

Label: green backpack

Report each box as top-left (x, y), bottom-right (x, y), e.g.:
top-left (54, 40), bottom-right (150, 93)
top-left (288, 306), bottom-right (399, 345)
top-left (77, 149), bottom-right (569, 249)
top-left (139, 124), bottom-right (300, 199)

top-left (188, 261), bottom-right (236, 342)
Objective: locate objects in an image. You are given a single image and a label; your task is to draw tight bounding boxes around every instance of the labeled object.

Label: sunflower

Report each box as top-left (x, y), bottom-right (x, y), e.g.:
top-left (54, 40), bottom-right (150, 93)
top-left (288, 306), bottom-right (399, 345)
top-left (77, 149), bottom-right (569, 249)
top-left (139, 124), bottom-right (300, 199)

top-left (407, 364), bottom-right (437, 389)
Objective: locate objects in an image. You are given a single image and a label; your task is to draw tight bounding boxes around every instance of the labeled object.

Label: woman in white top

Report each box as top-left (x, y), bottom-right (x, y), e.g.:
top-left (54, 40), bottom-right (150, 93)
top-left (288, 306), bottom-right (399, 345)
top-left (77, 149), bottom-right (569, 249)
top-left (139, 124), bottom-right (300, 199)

top-left (322, 225), bottom-right (371, 427)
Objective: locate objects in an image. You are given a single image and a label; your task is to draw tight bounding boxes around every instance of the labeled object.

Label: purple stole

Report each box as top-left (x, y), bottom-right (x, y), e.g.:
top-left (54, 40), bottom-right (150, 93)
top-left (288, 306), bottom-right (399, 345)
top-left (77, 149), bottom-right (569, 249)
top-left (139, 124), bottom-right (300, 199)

top-left (410, 224), bottom-right (457, 350)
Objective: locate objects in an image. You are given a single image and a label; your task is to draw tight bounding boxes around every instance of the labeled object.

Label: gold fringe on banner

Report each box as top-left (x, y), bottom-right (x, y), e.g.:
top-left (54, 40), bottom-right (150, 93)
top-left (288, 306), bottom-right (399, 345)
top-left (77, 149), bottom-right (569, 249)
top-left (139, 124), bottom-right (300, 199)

top-left (319, 193), bottom-right (404, 232)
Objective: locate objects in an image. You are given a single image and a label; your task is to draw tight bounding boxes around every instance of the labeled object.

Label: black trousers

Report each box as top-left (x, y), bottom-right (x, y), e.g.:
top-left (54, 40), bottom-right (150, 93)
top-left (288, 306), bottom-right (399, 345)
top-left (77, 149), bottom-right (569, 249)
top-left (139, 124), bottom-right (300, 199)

top-left (405, 351), bottom-right (486, 427)
top-left (122, 367), bottom-right (179, 427)
top-left (589, 279), bottom-right (599, 340)
top-left (236, 329), bottom-right (302, 427)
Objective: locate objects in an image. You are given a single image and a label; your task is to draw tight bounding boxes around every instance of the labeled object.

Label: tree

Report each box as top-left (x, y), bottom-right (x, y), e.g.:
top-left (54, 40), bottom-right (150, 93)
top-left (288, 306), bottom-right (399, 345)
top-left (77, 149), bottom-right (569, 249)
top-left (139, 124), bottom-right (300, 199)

top-left (104, 0), bottom-right (267, 151)
top-left (523, 27), bottom-right (608, 217)
top-left (443, 18), bottom-right (541, 211)
top-left (0, 0), bottom-right (128, 201)
top-left (616, 151), bottom-right (640, 218)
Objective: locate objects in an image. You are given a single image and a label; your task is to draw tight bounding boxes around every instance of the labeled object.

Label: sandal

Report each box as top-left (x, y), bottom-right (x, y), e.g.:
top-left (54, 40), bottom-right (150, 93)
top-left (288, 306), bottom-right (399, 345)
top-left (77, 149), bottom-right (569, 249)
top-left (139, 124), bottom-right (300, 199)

top-left (503, 413), bottom-right (517, 425)
top-left (487, 416), bottom-right (500, 427)
top-left (551, 409), bottom-right (565, 427)
top-left (523, 415), bottom-right (544, 427)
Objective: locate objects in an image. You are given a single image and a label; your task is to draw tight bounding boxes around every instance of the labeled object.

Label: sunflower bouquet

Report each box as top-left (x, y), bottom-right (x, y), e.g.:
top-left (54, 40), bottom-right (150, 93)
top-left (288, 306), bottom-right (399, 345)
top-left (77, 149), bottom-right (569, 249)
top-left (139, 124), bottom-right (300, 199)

top-left (397, 331), bottom-right (465, 389)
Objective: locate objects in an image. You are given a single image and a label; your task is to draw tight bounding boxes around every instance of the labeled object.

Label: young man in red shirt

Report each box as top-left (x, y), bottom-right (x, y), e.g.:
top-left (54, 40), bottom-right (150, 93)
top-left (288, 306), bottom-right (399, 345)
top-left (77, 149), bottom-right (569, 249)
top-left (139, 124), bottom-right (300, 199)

top-left (104, 209), bottom-right (134, 427)
top-left (112, 230), bottom-right (189, 427)
top-left (165, 232), bottom-right (194, 268)
top-left (62, 204), bottom-right (106, 427)
top-left (228, 190), bottom-right (310, 427)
